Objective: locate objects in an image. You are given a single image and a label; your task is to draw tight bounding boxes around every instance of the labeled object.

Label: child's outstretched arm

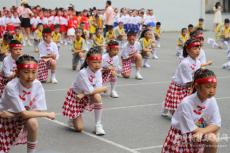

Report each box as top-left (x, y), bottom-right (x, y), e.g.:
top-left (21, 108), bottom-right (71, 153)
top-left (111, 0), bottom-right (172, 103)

top-left (76, 87), bottom-right (108, 100)
top-left (201, 61), bottom-right (212, 68)
top-left (0, 110), bottom-right (55, 120)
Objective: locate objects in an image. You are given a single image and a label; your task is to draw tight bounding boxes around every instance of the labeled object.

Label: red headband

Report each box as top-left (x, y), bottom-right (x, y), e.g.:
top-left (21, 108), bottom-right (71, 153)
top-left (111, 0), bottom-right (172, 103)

top-left (17, 64), bottom-right (38, 70)
top-left (108, 45), bottom-right (119, 49)
top-left (194, 35), bottom-right (203, 39)
top-left (185, 42), bottom-right (200, 50)
top-left (83, 11), bottom-right (87, 13)
top-left (195, 78), bottom-right (217, 84)
top-left (9, 44), bottom-right (22, 48)
top-left (43, 33), bottom-right (52, 36)
top-left (127, 35), bottom-right (136, 38)
top-left (87, 56), bottom-right (102, 61)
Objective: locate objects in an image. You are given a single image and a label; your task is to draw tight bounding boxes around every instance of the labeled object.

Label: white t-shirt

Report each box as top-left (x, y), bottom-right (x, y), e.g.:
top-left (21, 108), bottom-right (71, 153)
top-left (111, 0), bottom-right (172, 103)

top-left (72, 66), bottom-right (103, 95)
top-left (54, 16), bottom-right (63, 25)
top-left (120, 14), bottom-right (130, 24)
top-left (38, 41), bottom-right (59, 60)
top-left (0, 78), bottom-right (47, 113)
top-left (198, 48), bottom-right (206, 64)
top-left (114, 14), bottom-right (120, 23)
top-left (172, 92), bottom-right (221, 134)
top-left (5, 17), bottom-right (13, 25)
top-left (42, 17), bottom-right (48, 25)
top-left (48, 16), bottom-right (55, 25)
top-left (172, 55), bottom-right (201, 86)
top-left (121, 41), bottom-right (140, 59)
top-left (101, 53), bottom-right (119, 69)
top-left (12, 16), bottom-right (21, 27)
top-left (148, 15), bottom-right (156, 23)
top-left (30, 16), bottom-right (39, 29)
top-left (0, 55), bottom-right (17, 77)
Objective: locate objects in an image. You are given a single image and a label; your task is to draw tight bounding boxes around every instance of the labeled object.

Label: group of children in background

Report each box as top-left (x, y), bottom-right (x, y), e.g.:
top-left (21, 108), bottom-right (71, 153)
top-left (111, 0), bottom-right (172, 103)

top-left (0, 4), bottom-right (225, 153)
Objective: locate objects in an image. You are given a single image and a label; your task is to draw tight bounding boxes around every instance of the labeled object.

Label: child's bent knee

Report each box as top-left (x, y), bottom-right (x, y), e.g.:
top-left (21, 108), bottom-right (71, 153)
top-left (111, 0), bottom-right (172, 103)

top-left (26, 118), bottom-right (39, 132)
top-left (92, 93), bottom-right (102, 102)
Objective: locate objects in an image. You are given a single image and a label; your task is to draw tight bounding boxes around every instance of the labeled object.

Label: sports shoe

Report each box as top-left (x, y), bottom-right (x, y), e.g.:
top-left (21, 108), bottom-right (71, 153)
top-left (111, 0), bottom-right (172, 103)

top-left (111, 90), bottom-right (119, 98)
top-left (135, 72), bottom-right (143, 80)
top-left (207, 38), bottom-right (211, 44)
top-left (27, 41), bottom-right (32, 46)
top-left (51, 75), bottom-right (58, 84)
top-left (94, 122), bottom-right (105, 135)
top-left (153, 55), bottom-right (159, 59)
top-left (161, 101), bottom-right (168, 117)
top-left (157, 44), bottom-right (160, 48)
top-left (67, 119), bottom-right (74, 127)
top-left (143, 63), bottom-right (150, 68)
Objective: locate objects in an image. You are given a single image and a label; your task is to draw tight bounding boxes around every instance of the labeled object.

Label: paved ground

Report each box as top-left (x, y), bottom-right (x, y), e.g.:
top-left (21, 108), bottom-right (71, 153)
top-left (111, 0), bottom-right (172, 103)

top-left (3, 14), bottom-right (230, 153)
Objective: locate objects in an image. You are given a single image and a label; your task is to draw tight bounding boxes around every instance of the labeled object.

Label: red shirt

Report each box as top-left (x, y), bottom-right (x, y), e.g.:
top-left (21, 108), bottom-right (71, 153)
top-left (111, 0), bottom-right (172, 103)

top-left (80, 16), bottom-right (89, 30)
top-left (68, 18), bottom-right (78, 29)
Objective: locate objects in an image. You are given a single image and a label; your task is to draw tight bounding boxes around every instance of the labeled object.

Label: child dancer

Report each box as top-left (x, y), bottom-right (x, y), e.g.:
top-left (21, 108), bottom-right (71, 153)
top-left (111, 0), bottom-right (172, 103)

top-left (105, 25), bottom-right (115, 44)
top-left (30, 12), bottom-right (39, 41)
top-left (162, 69), bottom-right (220, 153)
top-left (5, 12), bottom-right (14, 34)
top-left (161, 39), bottom-right (201, 117)
top-left (176, 28), bottom-right (188, 56)
top-left (194, 18), bottom-right (204, 31)
top-left (216, 19), bottom-right (230, 50)
top-left (13, 27), bottom-right (24, 45)
top-left (0, 40), bottom-right (21, 99)
top-left (114, 22), bottom-right (126, 49)
top-left (196, 27), bottom-right (204, 35)
top-left (89, 13), bottom-right (97, 41)
top-left (52, 25), bottom-right (61, 51)
top-left (101, 40), bottom-right (119, 98)
top-left (207, 21), bottom-right (224, 48)
top-left (37, 28), bottom-right (58, 84)
top-left (0, 54), bottom-right (55, 153)
top-left (154, 22), bottom-right (161, 48)
top-left (67, 14), bottom-right (76, 44)
top-left (139, 29), bottom-right (154, 68)
top-left (146, 24), bottom-right (158, 59)
top-left (55, 11), bottom-right (64, 45)
top-left (71, 28), bottom-right (86, 70)
top-left (91, 28), bottom-right (106, 54)
top-left (187, 24), bottom-right (194, 38)
top-left (62, 47), bottom-right (107, 135)
top-left (118, 31), bottom-right (143, 80)
top-left (12, 13), bottom-right (20, 28)
top-left (33, 23), bottom-right (43, 52)
top-left (148, 9), bottom-right (156, 28)
top-left (61, 10), bottom-right (68, 45)
top-left (0, 33), bottom-right (13, 61)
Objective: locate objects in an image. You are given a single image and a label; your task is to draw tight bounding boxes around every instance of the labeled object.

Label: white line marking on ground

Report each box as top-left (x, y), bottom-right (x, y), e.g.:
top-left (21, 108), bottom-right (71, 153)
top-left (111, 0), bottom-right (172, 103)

top-left (44, 76), bottom-right (230, 92)
top-left (133, 145), bottom-right (163, 151)
top-left (43, 118), bottom-right (139, 153)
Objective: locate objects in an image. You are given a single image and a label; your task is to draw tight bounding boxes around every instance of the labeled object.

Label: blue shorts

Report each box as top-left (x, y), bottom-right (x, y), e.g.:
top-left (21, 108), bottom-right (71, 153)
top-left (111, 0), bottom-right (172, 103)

top-left (149, 22), bottom-right (156, 28)
top-left (129, 24), bottom-right (134, 31)
top-left (114, 22), bottom-right (118, 28)
top-left (135, 25), bottom-right (138, 32)
top-left (124, 24), bottom-right (128, 31)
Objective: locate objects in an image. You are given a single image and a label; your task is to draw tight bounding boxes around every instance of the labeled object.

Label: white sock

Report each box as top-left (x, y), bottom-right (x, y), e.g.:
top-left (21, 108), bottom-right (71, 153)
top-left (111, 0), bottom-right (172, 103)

top-left (27, 141), bottom-right (37, 153)
top-left (94, 102), bottom-right (103, 124)
top-left (152, 48), bottom-right (156, 56)
top-left (51, 70), bottom-right (56, 78)
top-left (110, 77), bottom-right (117, 91)
top-left (136, 67), bottom-right (141, 74)
top-left (144, 56), bottom-right (149, 65)
top-left (80, 58), bottom-right (84, 65)
top-left (157, 39), bottom-right (161, 45)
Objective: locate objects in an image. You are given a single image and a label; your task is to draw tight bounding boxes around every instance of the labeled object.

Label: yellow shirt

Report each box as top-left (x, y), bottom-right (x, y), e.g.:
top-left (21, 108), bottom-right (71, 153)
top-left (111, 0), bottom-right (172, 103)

top-left (1, 40), bottom-right (8, 51)
top-left (89, 18), bottom-right (96, 34)
top-left (177, 34), bottom-right (187, 46)
top-left (194, 23), bottom-right (203, 31)
top-left (216, 23), bottom-right (224, 32)
top-left (74, 37), bottom-right (83, 50)
top-left (52, 32), bottom-right (60, 41)
top-left (154, 27), bottom-right (161, 34)
top-left (14, 34), bottom-right (22, 42)
top-left (218, 26), bottom-right (229, 37)
top-left (143, 38), bottom-right (151, 48)
top-left (95, 35), bottom-right (103, 44)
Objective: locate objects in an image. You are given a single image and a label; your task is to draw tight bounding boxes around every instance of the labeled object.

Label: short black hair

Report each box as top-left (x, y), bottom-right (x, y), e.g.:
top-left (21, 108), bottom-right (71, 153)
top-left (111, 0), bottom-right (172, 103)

top-left (108, 25), bottom-right (113, 29)
top-left (190, 31), bottom-right (198, 38)
top-left (16, 55), bottom-right (38, 65)
top-left (37, 23), bottom-right (43, 27)
top-left (42, 28), bottom-right (52, 34)
top-left (80, 22), bottom-right (85, 25)
top-left (224, 19), bottom-right (230, 23)
top-left (54, 25), bottom-right (60, 29)
top-left (9, 40), bottom-right (21, 47)
top-left (14, 27), bottom-right (21, 31)
top-left (196, 27), bottom-right (203, 31)
top-left (156, 22), bottom-right (161, 26)
top-left (127, 31), bottom-right (136, 37)
top-left (188, 24), bottom-right (193, 28)
top-left (107, 0), bottom-right (111, 5)
top-left (199, 18), bottom-right (204, 21)
top-left (4, 33), bottom-right (13, 40)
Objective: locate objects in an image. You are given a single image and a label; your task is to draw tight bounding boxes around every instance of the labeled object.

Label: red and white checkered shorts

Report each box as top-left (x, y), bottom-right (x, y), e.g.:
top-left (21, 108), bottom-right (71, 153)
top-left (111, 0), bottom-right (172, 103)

top-left (0, 74), bottom-right (12, 99)
top-left (62, 88), bottom-right (95, 119)
top-left (102, 70), bottom-right (114, 84)
top-left (37, 60), bottom-right (55, 82)
top-left (121, 56), bottom-right (136, 74)
top-left (0, 117), bottom-right (27, 153)
top-left (162, 126), bottom-right (204, 153)
top-left (164, 82), bottom-right (191, 110)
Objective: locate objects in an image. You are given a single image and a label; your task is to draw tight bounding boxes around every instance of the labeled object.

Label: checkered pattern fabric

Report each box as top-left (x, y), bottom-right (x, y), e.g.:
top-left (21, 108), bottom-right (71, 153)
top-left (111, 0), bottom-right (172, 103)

top-left (164, 82), bottom-right (191, 110)
top-left (102, 70), bottom-right (114, 84)
top-left (121, 56), bottom-right (136, 74)
top-left (62, 88), bottom-right (94, 119)
top-left (162, 126), bottom-right (204, 153)
top-left (37, 60), bottom-right (54, 81)
top-left (0, 74), bottom-right (13, 99)
top-left (0, 117), bottom-right (27, 153)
